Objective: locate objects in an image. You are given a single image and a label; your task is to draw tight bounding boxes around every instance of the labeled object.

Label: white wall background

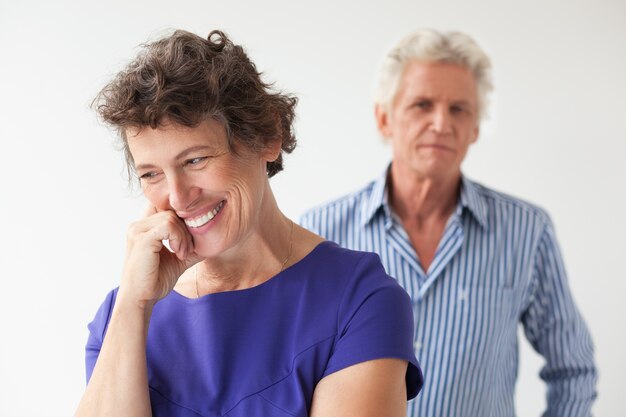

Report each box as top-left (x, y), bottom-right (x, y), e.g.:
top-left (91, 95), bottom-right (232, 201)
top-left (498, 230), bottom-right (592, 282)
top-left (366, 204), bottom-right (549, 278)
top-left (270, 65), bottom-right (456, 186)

top-left (1, 0), bottom-right (624, 415)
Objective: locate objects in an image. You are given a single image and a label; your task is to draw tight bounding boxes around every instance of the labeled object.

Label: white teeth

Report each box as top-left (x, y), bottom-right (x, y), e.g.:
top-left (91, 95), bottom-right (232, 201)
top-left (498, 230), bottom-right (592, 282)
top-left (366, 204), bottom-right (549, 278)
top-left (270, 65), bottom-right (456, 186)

top-left (185, 201), bottom-right (224, 228)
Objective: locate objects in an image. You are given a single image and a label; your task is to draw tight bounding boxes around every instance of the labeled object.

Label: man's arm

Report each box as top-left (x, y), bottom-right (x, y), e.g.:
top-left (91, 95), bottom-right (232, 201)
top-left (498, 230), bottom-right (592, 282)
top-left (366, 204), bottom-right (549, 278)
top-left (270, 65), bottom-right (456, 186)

top-left (521, 220), bottom-right (597, 417)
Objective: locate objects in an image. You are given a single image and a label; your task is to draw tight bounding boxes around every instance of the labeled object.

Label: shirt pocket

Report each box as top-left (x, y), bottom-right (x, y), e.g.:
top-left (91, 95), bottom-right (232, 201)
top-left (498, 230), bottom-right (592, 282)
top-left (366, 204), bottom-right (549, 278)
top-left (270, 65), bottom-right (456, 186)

top-left (456, 286), bottom-right (518, 357)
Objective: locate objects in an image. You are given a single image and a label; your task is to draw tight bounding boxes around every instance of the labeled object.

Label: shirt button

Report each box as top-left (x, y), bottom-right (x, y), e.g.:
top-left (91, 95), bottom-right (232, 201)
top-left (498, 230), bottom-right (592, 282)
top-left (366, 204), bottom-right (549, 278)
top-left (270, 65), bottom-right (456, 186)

top-left (414, 341), bottom-right (422, 350)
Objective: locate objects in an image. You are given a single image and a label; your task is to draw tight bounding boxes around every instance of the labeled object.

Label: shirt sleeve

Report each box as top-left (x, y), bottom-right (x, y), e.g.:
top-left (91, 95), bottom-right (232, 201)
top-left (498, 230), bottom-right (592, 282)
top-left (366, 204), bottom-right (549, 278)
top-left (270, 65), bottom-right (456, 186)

top-left (521, 219), bottom-right (597, 417)
top-left (323, 252), bottom-right (423, 400)
top-left (84, 289), bottom-right (117, 384)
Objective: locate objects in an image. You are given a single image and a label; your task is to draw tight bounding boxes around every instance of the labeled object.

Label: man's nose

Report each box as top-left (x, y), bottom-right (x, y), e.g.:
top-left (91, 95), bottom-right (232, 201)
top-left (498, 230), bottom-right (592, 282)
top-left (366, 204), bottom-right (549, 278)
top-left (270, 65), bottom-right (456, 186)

top-left (430, 107), bottom-right (453, 134)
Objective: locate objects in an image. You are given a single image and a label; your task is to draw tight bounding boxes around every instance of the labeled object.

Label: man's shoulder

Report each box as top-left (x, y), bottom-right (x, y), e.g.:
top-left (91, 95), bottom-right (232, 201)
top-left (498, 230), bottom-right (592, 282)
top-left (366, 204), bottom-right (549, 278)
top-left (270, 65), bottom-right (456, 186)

top-left (468, 178), bottom-right (552, 225)
top-left (299, 179), bottom-right (377, 229)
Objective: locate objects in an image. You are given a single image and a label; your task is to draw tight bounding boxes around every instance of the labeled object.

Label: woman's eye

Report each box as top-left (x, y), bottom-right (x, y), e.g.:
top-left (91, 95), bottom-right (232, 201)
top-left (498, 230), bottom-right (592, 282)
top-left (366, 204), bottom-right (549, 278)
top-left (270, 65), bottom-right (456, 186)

top-left (190, 157), bottom-right (206, 165)
top-left (185, 156), bottom-right (209, 167)
top-left (139, 171), bottom-right (161, 183)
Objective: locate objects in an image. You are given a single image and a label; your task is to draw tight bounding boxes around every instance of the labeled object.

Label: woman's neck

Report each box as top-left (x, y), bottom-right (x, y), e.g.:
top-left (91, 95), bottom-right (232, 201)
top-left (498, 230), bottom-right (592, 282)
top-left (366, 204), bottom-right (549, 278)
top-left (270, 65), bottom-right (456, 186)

top-left (195, 189), bottom-right (294, 294)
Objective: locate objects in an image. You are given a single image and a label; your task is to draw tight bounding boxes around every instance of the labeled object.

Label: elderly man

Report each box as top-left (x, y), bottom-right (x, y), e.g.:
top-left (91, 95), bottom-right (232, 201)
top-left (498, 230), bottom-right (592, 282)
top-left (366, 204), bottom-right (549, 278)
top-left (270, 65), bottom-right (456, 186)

top-left (300, 29), bottom-right (597, 417)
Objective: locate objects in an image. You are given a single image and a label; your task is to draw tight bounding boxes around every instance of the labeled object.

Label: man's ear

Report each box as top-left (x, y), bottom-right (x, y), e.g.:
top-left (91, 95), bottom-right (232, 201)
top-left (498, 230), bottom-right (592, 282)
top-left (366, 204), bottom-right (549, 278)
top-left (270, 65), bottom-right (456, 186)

top-left (375, 104), bottom-right (392, 138)
top-left (471, 124), bottom-right (480, 144)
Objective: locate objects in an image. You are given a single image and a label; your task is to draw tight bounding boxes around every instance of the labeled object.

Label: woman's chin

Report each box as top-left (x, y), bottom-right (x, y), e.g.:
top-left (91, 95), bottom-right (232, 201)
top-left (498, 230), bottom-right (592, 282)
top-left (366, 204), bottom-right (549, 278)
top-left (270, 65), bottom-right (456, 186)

top-left (191, 238), bottom-right (229, 260)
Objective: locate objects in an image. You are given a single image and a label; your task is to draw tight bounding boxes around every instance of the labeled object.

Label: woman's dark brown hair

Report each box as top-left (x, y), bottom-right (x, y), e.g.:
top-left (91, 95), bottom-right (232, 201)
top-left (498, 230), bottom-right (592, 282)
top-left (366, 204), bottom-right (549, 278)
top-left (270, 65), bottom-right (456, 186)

top-left (94, 29), bottom-right (297, 178)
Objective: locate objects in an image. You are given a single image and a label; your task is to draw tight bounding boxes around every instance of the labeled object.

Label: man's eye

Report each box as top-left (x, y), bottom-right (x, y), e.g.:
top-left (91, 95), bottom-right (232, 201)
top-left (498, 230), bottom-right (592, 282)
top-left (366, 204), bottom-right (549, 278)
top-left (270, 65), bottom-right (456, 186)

top-left (413, 100), bottom-right (431, 110)
top-left (451, 105), bottom-right (471, 115)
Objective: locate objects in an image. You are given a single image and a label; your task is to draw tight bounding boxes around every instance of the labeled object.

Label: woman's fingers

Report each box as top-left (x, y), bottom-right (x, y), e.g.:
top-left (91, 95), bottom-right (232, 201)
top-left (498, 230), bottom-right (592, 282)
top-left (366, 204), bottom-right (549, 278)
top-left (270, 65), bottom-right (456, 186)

top-left (132, 211), bottom-right (188, 256)
top-left (122, 208), bottom-right (197, 304)
top-left (143, 204), bottom-right (158, 218)
top-left (139, 206), bottom-right (193, 261)
top-left (161, 222), bottom-right (191, 261)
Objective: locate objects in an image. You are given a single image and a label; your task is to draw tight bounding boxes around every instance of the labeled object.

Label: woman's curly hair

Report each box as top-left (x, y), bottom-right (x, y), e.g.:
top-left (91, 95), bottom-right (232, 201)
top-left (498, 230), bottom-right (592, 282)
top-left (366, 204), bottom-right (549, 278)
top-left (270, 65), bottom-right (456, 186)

top-left (94, 29), bottom-right (297, 178)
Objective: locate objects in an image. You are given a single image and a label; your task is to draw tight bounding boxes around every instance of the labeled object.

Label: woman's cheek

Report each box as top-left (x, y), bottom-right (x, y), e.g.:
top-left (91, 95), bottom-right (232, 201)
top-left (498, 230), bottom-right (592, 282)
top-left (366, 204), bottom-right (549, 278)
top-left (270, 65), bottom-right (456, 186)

top-left (143, 183), bottom-right (168, 210)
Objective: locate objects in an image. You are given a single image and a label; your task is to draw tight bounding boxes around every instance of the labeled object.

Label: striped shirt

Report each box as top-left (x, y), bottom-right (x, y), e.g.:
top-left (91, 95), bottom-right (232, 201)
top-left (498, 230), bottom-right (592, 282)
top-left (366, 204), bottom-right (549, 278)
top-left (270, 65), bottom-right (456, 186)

top-left (299, 166), bottom-right (597, 417)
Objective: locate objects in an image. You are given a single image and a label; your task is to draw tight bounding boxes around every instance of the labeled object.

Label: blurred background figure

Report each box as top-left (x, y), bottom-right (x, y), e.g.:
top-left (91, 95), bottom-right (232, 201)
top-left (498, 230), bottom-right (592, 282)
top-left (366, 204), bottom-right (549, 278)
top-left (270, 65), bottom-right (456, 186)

top-left (300, 28), bottom-right (597, 417)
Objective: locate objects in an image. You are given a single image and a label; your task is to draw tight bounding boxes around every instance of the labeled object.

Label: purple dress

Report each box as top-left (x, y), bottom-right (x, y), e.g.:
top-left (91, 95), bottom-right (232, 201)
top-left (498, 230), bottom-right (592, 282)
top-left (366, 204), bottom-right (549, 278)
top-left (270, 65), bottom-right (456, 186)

top-left (86, 242), bottom-right (422, 416)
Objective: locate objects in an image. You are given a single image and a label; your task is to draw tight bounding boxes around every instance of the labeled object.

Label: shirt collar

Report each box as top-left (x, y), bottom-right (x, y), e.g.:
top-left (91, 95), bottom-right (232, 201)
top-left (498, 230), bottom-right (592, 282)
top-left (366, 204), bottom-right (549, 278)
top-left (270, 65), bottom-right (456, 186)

top-left (360, 164), bottom-right (488, 229)
top-left (458, 175), bottom-right (489, 229)
top-left (360, 165), bottom-right (391, 227)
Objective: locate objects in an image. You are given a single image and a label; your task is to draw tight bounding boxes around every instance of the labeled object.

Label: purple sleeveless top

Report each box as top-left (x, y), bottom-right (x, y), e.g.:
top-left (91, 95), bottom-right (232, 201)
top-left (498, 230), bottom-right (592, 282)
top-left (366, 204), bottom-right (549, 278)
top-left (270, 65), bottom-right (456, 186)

top-left (86, 242), bottom-right (422, 416)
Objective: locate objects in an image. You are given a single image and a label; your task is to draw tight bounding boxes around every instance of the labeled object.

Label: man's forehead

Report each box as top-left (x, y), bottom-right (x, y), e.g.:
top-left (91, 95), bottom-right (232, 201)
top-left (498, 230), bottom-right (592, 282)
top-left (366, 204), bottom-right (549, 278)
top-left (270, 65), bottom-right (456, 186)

top-left (399, 60), bottom-right (478, 102)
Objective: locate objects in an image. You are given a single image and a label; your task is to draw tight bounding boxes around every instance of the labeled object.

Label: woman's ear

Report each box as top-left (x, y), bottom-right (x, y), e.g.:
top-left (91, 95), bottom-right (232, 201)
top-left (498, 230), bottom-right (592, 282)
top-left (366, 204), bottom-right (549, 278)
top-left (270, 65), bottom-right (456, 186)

top-left (262, 137), bottom-right (282, 162)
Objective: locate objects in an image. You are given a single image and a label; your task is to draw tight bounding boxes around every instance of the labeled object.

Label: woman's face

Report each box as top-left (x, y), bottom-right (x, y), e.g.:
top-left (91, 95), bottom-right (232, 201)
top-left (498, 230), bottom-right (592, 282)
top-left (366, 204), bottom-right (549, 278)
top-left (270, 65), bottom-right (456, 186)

top-left (127, 119), bottom-right (278, 258)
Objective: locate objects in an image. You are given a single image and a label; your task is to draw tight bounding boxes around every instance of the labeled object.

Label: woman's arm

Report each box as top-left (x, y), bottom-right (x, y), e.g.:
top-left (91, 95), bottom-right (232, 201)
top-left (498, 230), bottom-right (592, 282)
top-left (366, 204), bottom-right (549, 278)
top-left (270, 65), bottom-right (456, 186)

top-left (75, 208), bottom-right (198, 417)
top-left (310, 358), bottom-right (409, 417)
top-left (75, 299), bottom-right (154, 417)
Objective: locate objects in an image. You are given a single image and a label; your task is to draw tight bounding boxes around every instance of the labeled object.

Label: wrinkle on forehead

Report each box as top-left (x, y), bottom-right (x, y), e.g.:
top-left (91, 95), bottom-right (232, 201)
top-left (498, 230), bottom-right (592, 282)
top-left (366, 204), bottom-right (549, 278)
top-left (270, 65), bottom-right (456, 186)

top-left (394, 61), bottom-right (478, 107)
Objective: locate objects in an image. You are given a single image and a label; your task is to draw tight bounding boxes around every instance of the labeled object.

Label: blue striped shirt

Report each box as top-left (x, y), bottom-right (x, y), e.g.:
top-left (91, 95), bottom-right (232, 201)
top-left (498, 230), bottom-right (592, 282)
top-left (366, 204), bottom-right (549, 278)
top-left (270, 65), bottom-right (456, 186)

top-left (299, 167), bottom-right (597, 417)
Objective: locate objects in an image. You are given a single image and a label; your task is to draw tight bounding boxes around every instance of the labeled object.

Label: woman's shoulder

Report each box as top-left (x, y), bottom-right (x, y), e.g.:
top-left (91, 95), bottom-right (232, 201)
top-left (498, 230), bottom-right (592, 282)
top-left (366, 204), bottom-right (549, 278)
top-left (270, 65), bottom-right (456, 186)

top-left (316, 242), bottom-right (387, 275)
top-left (293, 224), bottom-right (384, 269)
top-left (288, 236), bottom-right (402, 302)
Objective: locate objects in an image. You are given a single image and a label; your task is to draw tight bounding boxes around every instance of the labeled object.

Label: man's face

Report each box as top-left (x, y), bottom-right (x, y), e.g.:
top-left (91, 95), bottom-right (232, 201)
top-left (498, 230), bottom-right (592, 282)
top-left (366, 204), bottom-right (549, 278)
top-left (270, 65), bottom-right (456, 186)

top-left (376, 61), bottom-right (480, 182)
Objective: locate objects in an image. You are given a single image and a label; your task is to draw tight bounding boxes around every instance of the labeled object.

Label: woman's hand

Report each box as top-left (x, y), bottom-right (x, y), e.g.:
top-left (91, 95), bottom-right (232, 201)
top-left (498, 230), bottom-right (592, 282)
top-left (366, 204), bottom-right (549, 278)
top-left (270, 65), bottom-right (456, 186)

top-left (119, 206), bottom-right (202, 308)
top-left (75, 205), bottom-right (198, 417)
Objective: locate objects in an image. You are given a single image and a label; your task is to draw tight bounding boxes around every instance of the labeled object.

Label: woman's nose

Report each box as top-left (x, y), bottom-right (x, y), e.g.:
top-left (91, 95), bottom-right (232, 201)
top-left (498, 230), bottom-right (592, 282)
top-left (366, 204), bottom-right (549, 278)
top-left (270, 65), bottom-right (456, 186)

top-left (167, 175), bottom-right (199, 211)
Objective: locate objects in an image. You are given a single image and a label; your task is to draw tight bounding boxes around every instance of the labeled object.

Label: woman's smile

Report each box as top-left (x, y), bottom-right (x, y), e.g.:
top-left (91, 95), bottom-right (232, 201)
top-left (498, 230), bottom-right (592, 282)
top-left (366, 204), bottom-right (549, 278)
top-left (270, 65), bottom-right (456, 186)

top-left (183, 200), bottom-right (226, 228)
top-left (181, 200), bottom-right (227, 236)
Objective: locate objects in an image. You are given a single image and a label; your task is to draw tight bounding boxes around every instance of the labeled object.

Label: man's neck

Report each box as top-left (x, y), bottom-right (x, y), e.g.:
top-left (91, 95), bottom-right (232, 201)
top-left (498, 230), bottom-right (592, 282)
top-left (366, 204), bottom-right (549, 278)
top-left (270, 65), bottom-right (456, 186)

top-left (387, 163), bottom-right (462, 272)
top-left (388, 163), bottom-right (461, 227)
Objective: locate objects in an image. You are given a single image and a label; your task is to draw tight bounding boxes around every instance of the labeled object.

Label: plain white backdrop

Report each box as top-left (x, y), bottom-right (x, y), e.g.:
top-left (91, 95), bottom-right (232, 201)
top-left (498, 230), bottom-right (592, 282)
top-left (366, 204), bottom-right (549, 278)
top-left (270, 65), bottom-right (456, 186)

top-left (1, 0), bottom-right (624, 415)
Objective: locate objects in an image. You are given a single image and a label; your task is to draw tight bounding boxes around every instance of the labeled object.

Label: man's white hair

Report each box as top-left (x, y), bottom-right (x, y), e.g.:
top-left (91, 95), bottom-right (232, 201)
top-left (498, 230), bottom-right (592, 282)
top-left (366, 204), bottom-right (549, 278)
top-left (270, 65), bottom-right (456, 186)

top-left (374, 29), bottom-right (493, 119)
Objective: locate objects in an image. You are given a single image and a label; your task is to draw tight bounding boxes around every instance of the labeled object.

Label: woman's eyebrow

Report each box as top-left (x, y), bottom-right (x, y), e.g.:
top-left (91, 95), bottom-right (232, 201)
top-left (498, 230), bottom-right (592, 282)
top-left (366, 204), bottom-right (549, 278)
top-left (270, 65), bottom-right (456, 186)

top-left (135, 146), bottom-right (216, 171)
top-left (173, 145), bottom-right (214, 161)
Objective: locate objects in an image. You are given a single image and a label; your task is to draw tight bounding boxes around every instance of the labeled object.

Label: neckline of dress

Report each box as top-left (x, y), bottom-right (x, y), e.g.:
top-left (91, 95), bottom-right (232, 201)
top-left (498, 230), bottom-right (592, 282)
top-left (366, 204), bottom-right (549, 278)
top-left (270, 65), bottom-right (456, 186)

top-left (169, 240), bottom-right (332, 302)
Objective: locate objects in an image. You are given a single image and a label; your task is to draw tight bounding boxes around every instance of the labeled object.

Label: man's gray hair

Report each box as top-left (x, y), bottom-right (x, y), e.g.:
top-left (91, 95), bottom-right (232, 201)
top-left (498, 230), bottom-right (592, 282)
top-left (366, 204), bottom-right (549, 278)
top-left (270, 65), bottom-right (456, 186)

top-left (374, 29), bottom-right (493, 119)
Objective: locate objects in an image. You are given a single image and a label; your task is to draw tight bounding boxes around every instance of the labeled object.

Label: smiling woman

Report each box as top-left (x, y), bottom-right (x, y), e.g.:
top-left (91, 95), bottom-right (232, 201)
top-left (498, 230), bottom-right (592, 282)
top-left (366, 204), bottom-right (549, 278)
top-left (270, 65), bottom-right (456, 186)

top-left (74, 29), bottom-right (422, 417)
top-left (125, 120), bottom-right (270, 261)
